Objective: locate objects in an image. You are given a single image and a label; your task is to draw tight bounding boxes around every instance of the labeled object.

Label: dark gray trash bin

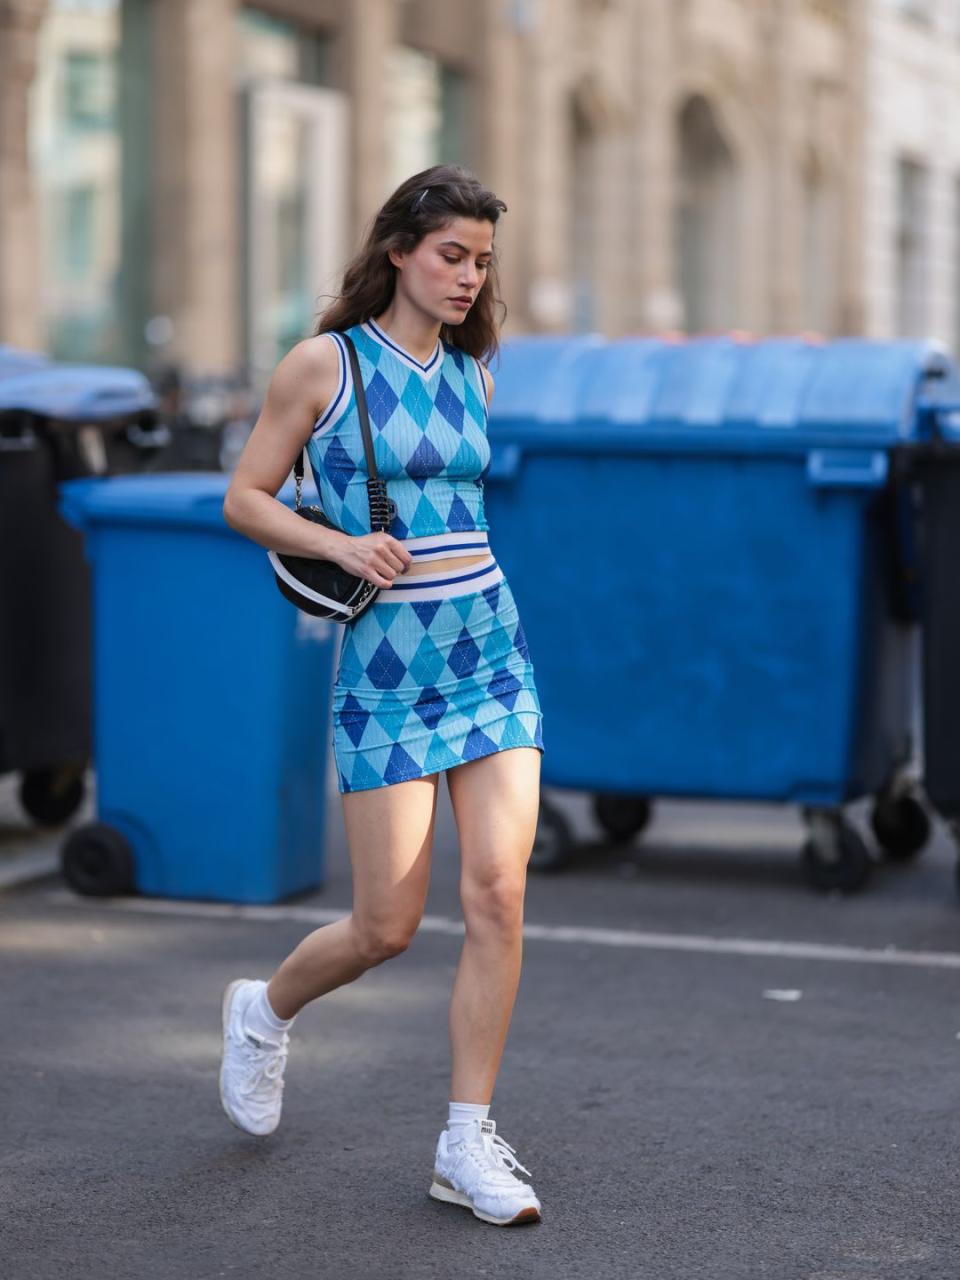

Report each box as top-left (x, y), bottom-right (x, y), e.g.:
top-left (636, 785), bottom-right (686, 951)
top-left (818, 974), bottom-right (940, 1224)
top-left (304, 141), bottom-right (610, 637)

top-left (0, 362), bottom-right (168, 825)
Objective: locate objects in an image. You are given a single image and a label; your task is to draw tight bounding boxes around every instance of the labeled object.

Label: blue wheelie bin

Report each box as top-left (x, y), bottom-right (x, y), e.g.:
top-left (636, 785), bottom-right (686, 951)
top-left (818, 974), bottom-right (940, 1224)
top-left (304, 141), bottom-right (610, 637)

top-left (0, 361), bottom-right (166, 826)
top-left (58, 472), bottom-right (338, 904)
top-left (483, 335), bottom-right (948, 891)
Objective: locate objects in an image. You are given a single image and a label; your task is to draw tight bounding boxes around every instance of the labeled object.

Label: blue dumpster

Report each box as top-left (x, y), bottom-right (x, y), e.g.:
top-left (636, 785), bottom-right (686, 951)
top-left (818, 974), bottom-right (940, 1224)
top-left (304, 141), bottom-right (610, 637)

top-left (484, 335), bottom-right (949, 891)
top-left (0, 361), bottom-right (167, 826)
top-left (58, 472), bottom-right (338, 904)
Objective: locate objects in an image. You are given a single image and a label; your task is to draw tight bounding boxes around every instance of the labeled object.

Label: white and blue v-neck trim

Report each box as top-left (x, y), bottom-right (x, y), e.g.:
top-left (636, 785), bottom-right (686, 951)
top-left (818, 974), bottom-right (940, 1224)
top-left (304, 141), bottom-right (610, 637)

top-left (362, 318), bottom-right (443, 378)
top-left (311, 320), bottom-right (454, 438)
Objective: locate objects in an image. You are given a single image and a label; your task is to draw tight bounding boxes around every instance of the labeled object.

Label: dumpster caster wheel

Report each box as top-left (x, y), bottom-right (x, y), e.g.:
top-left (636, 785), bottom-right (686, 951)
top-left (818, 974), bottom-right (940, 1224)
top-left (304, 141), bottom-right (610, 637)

top-left (870, 790), bottom-right (931, 861)
top-left (61, 823), bottom-right (135, 897)
top-left (529, 797), bottom-right (575, 874)
top-left (801, 815), bottom-right (873, 894)
top-left (592, 793), bottom-right (652, 842)
top-left (19, 765), bottom-right (87, 827)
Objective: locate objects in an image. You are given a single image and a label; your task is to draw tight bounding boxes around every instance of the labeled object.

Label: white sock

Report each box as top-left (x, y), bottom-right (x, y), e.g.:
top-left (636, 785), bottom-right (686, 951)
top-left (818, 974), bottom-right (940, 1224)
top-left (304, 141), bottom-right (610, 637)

top-left (243, 982), bottom-right (297, 1044)
top-left (447, 1100), bottom-right (490, 1145)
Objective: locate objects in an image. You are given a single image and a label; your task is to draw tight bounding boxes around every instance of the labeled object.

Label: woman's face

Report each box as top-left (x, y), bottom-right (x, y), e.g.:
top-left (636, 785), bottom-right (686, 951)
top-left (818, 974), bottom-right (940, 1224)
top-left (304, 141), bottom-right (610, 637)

top-left (390, 217), bottom-right (494, 324)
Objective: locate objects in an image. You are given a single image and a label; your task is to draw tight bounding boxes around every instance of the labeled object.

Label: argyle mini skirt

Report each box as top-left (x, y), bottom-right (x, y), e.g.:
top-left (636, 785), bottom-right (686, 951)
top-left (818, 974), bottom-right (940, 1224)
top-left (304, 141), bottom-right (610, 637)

top-left (331, 542), bottom-right (544, 794)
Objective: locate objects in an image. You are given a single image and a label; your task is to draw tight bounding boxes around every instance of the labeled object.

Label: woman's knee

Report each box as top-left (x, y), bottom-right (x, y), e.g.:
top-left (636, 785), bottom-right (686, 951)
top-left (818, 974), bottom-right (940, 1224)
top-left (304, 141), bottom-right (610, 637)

top-left (461, 871), bottom-right (526, 937)
top-left (350, 912), bottom-right (421, 967)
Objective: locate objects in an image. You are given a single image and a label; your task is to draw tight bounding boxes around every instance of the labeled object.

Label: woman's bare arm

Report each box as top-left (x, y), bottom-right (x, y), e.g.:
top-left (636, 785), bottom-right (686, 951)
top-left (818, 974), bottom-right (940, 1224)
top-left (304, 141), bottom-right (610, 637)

top-left (222, 335), bottom-right (411, 588)
top-left (223, 336), bottom-right (343, 557)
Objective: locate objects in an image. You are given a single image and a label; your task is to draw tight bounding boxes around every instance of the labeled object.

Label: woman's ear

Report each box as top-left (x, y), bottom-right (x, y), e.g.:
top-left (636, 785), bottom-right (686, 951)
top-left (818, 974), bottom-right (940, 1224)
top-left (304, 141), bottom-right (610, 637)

top-left (387, 246), bottom-right (405, 271)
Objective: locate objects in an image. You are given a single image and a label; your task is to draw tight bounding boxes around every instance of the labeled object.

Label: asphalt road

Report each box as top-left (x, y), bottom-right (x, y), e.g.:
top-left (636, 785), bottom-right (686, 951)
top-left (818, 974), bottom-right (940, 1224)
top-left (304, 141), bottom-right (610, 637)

top-left (2, 773), bottom-right (960, 1279)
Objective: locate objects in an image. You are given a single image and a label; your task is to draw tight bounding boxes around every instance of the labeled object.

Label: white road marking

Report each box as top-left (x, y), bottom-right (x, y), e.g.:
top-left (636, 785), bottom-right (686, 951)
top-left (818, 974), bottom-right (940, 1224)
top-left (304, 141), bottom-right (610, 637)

top-left (39, 887), bottom-right (960, 971)
top-left (0, 851), bottom-right (59, 891)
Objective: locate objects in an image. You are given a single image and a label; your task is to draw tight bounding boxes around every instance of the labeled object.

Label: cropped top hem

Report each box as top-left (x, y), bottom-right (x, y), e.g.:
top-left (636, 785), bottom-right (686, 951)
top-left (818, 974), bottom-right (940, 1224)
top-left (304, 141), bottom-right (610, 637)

top-left (401, 530), bottom-right (490, 561)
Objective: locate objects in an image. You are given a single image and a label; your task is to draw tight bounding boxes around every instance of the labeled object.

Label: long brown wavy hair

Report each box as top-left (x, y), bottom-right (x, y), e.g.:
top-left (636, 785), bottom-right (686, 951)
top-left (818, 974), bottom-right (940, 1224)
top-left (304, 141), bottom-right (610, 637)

top-left (314, 164), bottom-right (508, 364)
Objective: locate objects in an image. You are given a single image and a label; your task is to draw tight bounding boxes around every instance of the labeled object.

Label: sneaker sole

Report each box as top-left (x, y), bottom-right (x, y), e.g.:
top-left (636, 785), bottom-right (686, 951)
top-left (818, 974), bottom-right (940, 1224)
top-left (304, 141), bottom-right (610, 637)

top-left (219, 978), bottom-right (277, 1137)
top-left (429, 1177), bottom-right (541, 1226)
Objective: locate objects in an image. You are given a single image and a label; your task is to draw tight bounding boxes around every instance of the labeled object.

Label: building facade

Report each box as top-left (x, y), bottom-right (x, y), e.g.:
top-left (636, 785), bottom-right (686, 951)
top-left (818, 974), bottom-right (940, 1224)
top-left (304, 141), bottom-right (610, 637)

top-left (861, 0), bottom-right (960, 348)
top-left (1, 0), bottom-right (955, 387)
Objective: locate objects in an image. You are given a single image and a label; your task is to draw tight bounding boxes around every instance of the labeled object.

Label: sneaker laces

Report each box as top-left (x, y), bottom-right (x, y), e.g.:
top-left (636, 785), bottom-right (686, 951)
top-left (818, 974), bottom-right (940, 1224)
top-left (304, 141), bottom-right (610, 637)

top-left (235, 1034), bottom-right (289, 1101)
top-left (458, 1120), bottom-right (532, 1180)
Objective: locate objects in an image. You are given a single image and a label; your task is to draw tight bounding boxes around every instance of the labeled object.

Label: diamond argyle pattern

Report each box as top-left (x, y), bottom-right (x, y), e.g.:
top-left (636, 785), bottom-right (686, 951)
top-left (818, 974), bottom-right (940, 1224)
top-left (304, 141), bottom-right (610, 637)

top-left (306, 323), bottom-right (491, 538)
top-left (306, 318), bottom-right (543, 793)
top-left (332, 574), bottom-right (544, 793)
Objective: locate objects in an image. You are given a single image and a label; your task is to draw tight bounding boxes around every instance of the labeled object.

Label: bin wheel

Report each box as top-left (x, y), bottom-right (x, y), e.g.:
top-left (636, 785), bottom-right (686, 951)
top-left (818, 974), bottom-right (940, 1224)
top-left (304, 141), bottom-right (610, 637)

top-left (528, 797), bottom-right (575, 874)
top-left (19, 766), bottom-right (87, 827)
top-left (592, 793), bottom-right (653, 842)
top-left (801, 814), bottom-right (873, 894)
top-left (61, 822), bottom-right (135, 897)
top-left (870, 790), bottom-right (931, 861)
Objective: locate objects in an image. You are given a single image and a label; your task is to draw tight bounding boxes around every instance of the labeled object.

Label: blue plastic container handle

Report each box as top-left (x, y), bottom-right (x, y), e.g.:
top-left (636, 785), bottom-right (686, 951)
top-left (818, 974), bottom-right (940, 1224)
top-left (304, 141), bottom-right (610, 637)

top-left (806, 449), bottom-right (889, 489)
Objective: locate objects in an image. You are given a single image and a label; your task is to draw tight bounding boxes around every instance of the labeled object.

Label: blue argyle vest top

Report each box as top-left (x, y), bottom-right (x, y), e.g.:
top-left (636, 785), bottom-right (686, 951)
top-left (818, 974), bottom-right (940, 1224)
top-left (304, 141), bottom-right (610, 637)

top-left (305, 319), bottom-right (491, 539)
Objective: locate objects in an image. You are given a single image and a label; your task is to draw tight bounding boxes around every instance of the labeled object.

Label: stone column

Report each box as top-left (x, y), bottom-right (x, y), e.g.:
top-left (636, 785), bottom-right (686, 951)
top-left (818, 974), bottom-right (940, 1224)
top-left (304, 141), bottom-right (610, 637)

top-left (472, 0), bottom-right (526, 333)
top-left (838, 0), bottom-right (868, 335)
top-left (524, 0), bottom-right (575, 333)
top-left (764, 0), bottom-right (806, 332)
top-left (332, 0), bottom-right (398, 242)
top-left (571, 3), bottom-right (635, 338)
top-left (150, 0), bottom-right (241, 374)
top-left (0, 0), bottom-right (48, 350)
top-left (634, 0), bottom-right (682, 333)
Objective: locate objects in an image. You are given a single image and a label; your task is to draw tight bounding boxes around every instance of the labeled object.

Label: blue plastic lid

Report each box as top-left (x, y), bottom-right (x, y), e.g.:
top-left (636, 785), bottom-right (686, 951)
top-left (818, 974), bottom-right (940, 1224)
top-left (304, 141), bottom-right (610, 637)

top-left (489, 335), bottom-right (951, 451)
top-left (0, 364), bottom-right (156, 419)
top-left (59, 471), bottom-right (317, 532)
top-left (0, 344), bottom-right (51, 381)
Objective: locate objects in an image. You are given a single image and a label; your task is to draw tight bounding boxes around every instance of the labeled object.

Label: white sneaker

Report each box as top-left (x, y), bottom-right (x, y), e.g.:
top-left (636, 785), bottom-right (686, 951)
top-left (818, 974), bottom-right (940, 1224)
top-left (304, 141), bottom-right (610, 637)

top-left (219, 978), bottom-right (290, 1136)
top-left (429, 1117), bottom-right (542, 1226)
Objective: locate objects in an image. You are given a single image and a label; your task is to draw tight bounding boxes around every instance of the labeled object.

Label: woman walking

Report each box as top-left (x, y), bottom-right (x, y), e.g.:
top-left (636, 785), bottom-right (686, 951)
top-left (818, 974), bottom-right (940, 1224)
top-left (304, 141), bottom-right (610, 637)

top-left (220, 164), bottom-right (544, 1227)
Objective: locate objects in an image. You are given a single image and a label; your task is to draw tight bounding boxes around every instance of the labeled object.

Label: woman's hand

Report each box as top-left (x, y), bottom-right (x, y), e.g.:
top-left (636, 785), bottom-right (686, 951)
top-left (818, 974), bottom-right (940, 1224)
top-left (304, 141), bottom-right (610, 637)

top-left (333, 531), bottom-right (413, 589)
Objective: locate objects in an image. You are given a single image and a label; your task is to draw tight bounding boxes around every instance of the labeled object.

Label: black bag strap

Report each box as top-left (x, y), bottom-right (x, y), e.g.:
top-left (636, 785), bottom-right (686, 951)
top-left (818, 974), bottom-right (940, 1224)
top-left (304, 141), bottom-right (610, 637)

top-left (293, 331), bottom-right (395, 532)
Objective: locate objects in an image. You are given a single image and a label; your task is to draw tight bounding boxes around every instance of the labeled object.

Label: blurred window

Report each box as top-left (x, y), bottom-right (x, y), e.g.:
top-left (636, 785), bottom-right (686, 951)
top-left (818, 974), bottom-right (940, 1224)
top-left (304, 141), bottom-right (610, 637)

top-left (802, 153), bottom-right (840, 336)
top-left (237, 9), bottom-right (331, 85)
top-left (30, 0), bottom-right (122, 362)
top-left (386, 47), bottom-right (468, 194)
top-left (64, 49), bottom-right (114, 129)
top-left (571, 104), bottom-right (598, 332)
top-left (675, 95), bottom-right (739, 333)
top-left (61, 184), bottom-right (96, 278)
top-left (895, 157), bottom-right (929, 337)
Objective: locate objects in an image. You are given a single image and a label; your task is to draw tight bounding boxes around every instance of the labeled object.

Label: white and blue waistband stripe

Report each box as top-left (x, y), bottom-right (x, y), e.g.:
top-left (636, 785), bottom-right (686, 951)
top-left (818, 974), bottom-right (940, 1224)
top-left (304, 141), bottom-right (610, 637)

top-left (379, 553), bottom-right (503, 602)
top-left (402, 530), bottom-right (490, 561)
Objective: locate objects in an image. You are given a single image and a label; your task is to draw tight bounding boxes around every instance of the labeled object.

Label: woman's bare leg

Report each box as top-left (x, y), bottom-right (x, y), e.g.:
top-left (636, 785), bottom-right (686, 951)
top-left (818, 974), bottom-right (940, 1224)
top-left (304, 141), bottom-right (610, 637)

top-left (265, 773), bottom-right (440, 1019)
top-left (444, 747), bottom-right (542, 1102)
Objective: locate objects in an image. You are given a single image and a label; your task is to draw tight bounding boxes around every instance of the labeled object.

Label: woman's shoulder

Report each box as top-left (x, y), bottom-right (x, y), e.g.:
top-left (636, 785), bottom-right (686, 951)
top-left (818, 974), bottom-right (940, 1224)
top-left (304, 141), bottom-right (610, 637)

top-left (287, 332), bottom-right (343, 386)
top-left (281, 333), bottom-right (354, 436)
top-left (299, 326), bottom-right (369, 377)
